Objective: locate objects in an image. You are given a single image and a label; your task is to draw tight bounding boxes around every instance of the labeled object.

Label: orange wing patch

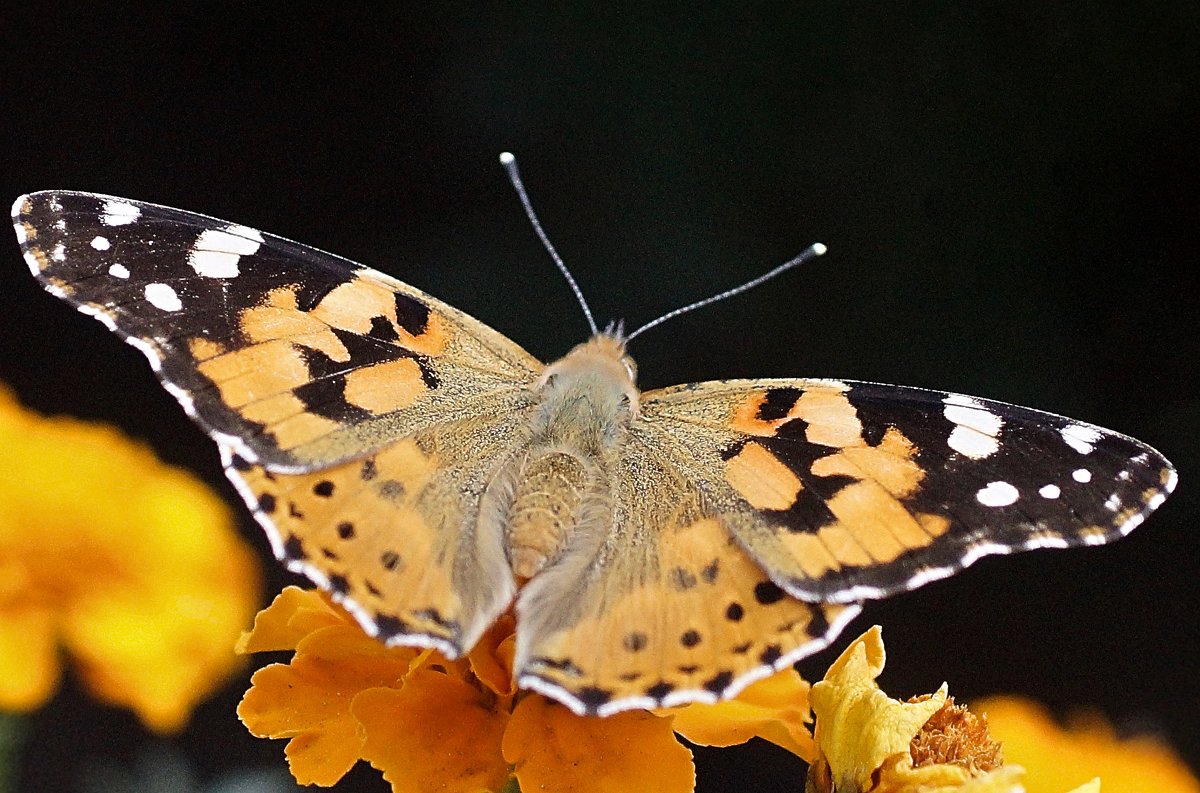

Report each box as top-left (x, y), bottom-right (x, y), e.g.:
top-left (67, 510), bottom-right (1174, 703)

top-left (230, 438), bottom-right (462, 645)
top-left (226, 406), bottom-right (527, 657)
top-left (517, 513), bottom-right (858, 714)
top-left (724, 441), bottom-right (802, 510)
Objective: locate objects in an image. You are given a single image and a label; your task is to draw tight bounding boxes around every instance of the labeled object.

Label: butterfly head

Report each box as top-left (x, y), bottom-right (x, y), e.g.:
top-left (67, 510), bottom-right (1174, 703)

top-left (535, 333), bottom-right (640, 420)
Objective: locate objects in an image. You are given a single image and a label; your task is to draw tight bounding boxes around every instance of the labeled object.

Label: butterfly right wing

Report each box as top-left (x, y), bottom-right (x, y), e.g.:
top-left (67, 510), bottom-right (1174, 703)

top-left (639, 378), bottom-right (1176, 604)
top-left (511, 373), bottom-right (1174, 716)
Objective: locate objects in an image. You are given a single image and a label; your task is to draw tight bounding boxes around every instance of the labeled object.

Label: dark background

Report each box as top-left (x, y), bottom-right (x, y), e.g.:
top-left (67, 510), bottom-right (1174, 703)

top-left (1, 6), bottom-right (1196, 792)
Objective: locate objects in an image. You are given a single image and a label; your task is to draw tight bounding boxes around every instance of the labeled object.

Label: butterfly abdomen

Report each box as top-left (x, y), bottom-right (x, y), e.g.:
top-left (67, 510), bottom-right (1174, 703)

top-left (505, 452), bottom-right (590, 577)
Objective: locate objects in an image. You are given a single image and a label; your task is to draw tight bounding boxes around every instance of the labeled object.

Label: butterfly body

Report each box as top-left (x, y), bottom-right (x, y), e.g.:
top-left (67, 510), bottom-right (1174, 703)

top-left (499, 334), bottom-right (638, 579)
top-left (12, 189), bottom-right (1176, 716)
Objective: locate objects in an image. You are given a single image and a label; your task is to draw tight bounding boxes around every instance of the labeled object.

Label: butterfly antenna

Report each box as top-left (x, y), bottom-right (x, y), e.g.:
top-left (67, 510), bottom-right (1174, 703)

top-left (624, 242), bottom-right (827, 342)
top-left (500, 152), bottom-right (600, 336)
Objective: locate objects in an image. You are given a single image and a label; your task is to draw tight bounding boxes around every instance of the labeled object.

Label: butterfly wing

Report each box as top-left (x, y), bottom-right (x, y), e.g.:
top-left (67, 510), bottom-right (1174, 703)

top-left (513, 423), bottom-right (860, 715)
top-left (514, 375), bottom-right (1174, 715)
top-left (13, 191), bottom-right (541, 472)
top-left (222, 403), bottom-right (533, 657)
top-left (14, 190), bottom-right (543, 656)
top-left (640, 378), bottom-right (1176, 603)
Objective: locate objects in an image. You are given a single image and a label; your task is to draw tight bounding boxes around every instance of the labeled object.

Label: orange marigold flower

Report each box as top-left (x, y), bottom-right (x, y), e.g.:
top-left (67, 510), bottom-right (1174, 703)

top-left (806, 626), bottom-right (1106, 793)
top-left (975, 697), bottom-right (1199, 793)
top-left (0, 385), bottom-right (261, 732)
top-left (238, 586), bottom-right (815, 792)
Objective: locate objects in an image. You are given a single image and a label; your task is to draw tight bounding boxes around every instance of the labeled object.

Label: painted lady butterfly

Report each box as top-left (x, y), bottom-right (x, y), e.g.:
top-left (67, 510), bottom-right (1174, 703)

top-left (11, 161), bottom-right (1175, 716)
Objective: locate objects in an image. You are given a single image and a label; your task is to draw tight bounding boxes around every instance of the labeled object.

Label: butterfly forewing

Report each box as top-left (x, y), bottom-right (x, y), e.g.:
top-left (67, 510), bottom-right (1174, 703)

top-left (13, 191), bottom-right (540, 472)
top-left (642, 379), bottom-right (1176, 604)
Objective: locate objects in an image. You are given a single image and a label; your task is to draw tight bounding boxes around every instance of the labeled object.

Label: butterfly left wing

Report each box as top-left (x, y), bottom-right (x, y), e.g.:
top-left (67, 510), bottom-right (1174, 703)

top-left (13, 191), bottom-right (541, 471)
top-left (220, 400), bottom-right (535, 658)
top-left (14, 190), bottom-right (546, 659)
top-left (639, 378), bottom-right (1176, 604)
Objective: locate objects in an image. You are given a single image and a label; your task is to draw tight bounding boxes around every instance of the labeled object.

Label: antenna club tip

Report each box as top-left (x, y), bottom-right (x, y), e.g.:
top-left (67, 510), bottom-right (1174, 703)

top-left (499, 152), bottom-right (515, 165)
top-left (811, 242), bottom-right (828, 256)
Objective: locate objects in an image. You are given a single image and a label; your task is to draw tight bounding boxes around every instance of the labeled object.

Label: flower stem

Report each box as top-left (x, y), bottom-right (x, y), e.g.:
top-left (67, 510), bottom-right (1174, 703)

top-left (0, 713), bottom-right (26, 793)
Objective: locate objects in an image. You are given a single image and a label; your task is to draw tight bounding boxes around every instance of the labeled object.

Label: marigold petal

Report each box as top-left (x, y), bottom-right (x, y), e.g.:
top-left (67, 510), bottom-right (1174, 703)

top-left (503, 694), bottom-right (695, 793)
top-left (0, 605), bottom-right (60, 711)
top-left (809, 626), bottom-right (948, 793)
top-left (672, 668), bottom-right (814, 759)
top-left (354, 670), bottom-right (510, 793)
top-left (1066, 781), bottom-right (1100, 793)
top-left (237, 586), bottom-right (344, 654)
top-left (870, 752), bottom-right (1006, 793)
top-left (468, 614), bottom-right (517, 697)
top-left (1, 385), bottom-right (261, 731)
top-left (977, 697), bottom-right (1200, 793)
top-left (238, 624), bottom-right (414, 786)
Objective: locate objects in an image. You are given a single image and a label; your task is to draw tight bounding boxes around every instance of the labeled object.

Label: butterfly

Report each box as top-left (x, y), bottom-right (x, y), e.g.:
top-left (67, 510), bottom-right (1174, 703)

top-left (11, 161), bottom-right (1175, 716)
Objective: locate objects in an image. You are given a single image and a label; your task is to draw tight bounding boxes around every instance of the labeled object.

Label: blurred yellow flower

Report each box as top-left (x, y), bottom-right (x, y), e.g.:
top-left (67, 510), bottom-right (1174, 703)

top-left (0, 385), bottom-right (260, 732)
top-left (238, 586), bottom-right (815, 793)
top-left (976, 697), bottom-right (1199, 793)
top-left (806, 626), bottom-right (1112, 793)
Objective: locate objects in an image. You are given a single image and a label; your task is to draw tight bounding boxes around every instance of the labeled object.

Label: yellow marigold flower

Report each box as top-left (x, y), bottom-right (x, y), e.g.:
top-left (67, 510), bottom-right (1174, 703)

top-left (0, 385), bottom-right (260, 732)
top-left (976, 697), bottom-right (1199, 793)
top-left (238, 586), bottom-right (815, 792)
top-left (806, 626), bottom-right (1106, 793)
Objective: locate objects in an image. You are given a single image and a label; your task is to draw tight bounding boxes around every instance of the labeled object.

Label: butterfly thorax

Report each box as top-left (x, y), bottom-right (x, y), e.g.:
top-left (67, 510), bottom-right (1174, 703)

top-left (500, 334), bottom-right (639, 578)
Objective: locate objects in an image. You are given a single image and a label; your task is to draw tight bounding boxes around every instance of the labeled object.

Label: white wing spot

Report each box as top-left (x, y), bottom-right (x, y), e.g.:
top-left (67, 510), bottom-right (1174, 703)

top-left (1104, 493), bottom-right (1123, 512)
top-left (188, 225), bottom-right (264, 279)
top-left (1060, 423), bottom-right (1100, 454)
top-left (976, 480), bottom-right (1020, 507)
top-left (108, 263), bottom-right (131, 279)
top-left (23, 250), bottom-right (42, 274)
top-left (1147, 491), bottom-right (1167, 510)
top-left (1038, 484), bottom-right (1061, 499)
top-left (1072, 468), bottom-right (1092, 483)
top-left (144, 282), bottom-right (183, 312)
top-left (13, 222), bottom-right (26, 244)
top-left (52, 242), bottom-right (66, 262)
top-left (53, 219), bottom-right (66, 231)
top-left (101, 200), bottom-right (141, 226)
top-left (91, 235), bottom-right (111, 251)
top-left (943, 395), bottom-right (1003, 459)
top-left (1120, 513), bottom-right (1146, 533)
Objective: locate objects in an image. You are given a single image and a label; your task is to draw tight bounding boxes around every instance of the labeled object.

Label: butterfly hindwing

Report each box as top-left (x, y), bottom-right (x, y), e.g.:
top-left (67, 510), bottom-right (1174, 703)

top-left (641, 378), bottom-right (1177, 603)
top-left (13, 191), bottom-right (540, 471)
top-left (514, 424), bottom-right (861, 714)
top-left (222, 401), bottom-right (540, 658)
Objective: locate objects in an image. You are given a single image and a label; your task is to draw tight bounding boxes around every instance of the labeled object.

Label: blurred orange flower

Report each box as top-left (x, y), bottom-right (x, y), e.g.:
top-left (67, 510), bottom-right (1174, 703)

top-left (976, 697), bottom-right (1199, 793)
top-left (0, 385), bottom-right (260, 732)
top-left (238, 587), bottom-right (815, 793)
